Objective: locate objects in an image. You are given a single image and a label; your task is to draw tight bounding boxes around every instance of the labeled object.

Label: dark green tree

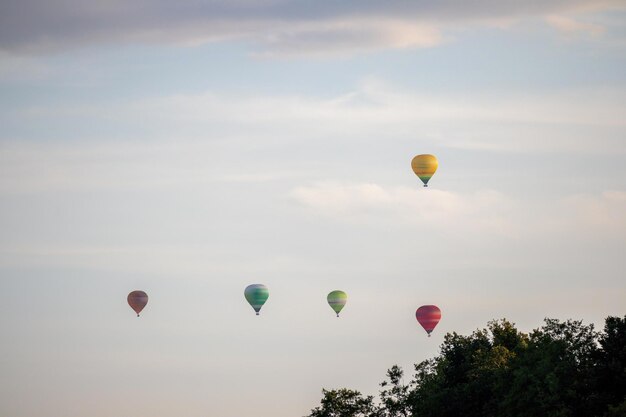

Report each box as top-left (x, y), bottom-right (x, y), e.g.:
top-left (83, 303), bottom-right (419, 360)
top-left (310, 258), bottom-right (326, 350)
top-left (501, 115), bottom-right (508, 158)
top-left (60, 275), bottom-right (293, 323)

top-left (595, 316), bottom-right (626, 415)
top-left (500, 319), bottom-right (598, 417)
top-left (306, 388), bottom-right (380, 417)
top-left (408, 319), bottom-right (524, 417)
top-left (379, 365), bottom-right (413, 417)
top-left (604, 399), bottom-right (626, 417)
top-left (306, 316), bottom-right (625, 417)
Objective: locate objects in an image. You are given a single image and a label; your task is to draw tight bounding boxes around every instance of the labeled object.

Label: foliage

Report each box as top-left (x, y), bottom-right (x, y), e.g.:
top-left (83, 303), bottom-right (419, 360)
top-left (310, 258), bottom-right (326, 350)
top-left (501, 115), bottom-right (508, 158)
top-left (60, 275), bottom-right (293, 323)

top-left (307, 388), bottom-right (379, 417)
top-left (379, 365), bottom-right (413, 417)
top-left (305, 316), bottom-right (626, 417)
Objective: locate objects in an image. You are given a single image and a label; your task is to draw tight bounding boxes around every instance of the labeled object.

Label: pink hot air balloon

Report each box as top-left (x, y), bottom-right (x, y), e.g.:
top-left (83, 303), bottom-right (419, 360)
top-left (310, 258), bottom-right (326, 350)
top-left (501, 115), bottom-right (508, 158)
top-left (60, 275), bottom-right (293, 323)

top-left (127, 290), bottom-right (148, 317)
top-left (416, 305), bottom-right (441, 337)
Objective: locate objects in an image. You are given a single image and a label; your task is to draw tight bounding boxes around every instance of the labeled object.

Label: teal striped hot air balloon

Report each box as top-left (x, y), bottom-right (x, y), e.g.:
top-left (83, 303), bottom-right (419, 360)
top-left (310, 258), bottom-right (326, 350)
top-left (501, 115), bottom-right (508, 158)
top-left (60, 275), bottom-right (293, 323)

top-left (244, 284), bottom-right (269, 315)
top-left (327, 290), bottom-right (347, 317)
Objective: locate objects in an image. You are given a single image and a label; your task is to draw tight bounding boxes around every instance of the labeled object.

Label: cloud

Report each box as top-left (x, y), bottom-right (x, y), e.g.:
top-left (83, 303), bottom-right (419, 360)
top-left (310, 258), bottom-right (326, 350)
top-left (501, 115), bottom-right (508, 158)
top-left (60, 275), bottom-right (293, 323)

top-left (561, 191), bottom-right (626, 234)
top-left (3, 80), bottom-right (624, 154)
top-left (0, 0), bottom-right (624, 55)
top-left (0, 139), bottom-right (304, 194)
top-left (291, 182), bottom-right (626, 241)
top-left (250, 19), bottom-right (443, 58)
top-left (545, 15), bottom-right (605, 37)
top-left (291, 182), bottom-right (518, 236)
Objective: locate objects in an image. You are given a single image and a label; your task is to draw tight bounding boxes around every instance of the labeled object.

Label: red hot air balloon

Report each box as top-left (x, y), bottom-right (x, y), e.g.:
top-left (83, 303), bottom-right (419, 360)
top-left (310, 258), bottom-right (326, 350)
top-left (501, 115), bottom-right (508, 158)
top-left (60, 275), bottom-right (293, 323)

top-left (128, 290), bottom-right (149, 317)
top-left (416, 305), bottom-right (441, 337)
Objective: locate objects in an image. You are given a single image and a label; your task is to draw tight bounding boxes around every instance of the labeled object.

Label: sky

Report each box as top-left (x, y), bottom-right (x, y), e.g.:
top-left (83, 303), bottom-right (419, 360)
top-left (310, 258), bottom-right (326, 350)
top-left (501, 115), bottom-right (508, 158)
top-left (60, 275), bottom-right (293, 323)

top-left (1, 1), bottom-right (625, 416)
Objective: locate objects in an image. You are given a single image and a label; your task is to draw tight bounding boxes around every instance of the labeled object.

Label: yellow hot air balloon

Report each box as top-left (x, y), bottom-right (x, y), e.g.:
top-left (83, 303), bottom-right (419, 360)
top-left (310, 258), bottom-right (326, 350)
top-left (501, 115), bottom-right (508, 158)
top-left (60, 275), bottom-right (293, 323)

top-left (411, 154), bottom-right (438, 187)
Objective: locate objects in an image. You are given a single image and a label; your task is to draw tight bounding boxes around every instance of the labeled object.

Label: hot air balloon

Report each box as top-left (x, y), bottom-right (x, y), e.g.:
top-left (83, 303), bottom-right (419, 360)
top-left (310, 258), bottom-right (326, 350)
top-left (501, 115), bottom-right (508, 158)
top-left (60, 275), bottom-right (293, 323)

top-left (411, 154), bottom-right (438, 187)
top-left (416, 305), bottom-right (441, 337)
top-left (327, 290), bottom-right (347, 317)
top-left (128, 290), bottom-right (148, 317)
top-left (244, 284), bottom-right (269, 315)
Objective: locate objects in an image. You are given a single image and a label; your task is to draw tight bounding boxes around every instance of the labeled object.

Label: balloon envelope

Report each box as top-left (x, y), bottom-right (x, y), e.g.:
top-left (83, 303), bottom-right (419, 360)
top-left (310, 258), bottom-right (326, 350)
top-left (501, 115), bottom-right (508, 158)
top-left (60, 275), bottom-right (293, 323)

top-left (244, 284), bottom-right (269, 315)
top-left (327, 290), bottom-right (348, 317)
top-left (411, 154), bottom-right (438, 187)
top-left (416, 305), bottom-right (441, 336)
top-left (128, 290), bottom-right (148, 317)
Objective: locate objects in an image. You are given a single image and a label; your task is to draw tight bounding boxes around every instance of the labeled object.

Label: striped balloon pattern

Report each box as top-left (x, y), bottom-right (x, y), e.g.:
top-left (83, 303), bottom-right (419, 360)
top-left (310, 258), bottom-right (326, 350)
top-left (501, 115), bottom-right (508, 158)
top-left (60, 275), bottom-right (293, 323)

top-left (244, 284), bottom-right (269, 315)
top-left (416, 305), bottom-right (441, 337)
top-left (327, 290), bottom-right (348, 317)
top-left (127, 290), bottom-right (149, 317)
top-left (411, 154), bottom-right (438, 187)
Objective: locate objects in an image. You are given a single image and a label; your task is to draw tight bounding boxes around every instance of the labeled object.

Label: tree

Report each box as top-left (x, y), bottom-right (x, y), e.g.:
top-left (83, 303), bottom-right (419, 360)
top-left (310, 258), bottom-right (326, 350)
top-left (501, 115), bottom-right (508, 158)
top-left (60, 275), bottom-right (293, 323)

top-left (306, 388), bottom-right (380, 417)
top-left (595, 316), bottom-right (626, 415)
top-left (408, 319), bottom-right (523, 417)
top-left (604, 399), bottom-right (626, 417)
top-left (306, 316), bottom-right (625, 417)
top-left (379, 365), bottom-right (413, 417)
top-left (500, 319), bottom-right (598, 417)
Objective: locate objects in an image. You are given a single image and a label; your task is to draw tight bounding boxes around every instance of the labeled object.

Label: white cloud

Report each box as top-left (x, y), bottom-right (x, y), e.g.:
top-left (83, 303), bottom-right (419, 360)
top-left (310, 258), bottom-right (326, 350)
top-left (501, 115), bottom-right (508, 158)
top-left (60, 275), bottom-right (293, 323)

top-left (3, 80), bottom-right (624, 154)
top-left (0, 139), bottom-right (304, 193)
top-left (545, 15), bottom-right (605, 37)
top-left (250, 19), bottom-right (444, 57)
top-left (292, 182), bottom-right (518, 236)
top-left (0, 80), bottom-right (624, 199)
top-left (561, 191), bottom-right (626, 235)
top-left (291, 181), bottom-right (626, 240)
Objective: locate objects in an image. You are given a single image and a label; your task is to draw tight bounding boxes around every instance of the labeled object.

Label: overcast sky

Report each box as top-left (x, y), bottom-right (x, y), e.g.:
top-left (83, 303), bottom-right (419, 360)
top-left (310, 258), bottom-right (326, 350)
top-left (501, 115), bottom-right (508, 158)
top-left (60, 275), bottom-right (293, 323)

top-left (1, 2), bottom-right (625, 416)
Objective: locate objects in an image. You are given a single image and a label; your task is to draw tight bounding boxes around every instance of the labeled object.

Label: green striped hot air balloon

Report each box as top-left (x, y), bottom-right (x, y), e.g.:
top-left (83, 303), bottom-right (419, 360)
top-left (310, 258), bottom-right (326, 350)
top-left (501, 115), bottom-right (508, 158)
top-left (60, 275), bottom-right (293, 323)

top-left (327, 290), bottom-right (347, 317)
top-left (244, 284), bottom-right (269, 316)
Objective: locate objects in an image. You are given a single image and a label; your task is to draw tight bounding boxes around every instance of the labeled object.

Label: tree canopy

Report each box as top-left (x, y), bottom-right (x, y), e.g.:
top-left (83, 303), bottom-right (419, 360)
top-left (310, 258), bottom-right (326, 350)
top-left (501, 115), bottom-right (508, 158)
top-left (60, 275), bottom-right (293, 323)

top-left (306, 316), bottom-right (626, 417)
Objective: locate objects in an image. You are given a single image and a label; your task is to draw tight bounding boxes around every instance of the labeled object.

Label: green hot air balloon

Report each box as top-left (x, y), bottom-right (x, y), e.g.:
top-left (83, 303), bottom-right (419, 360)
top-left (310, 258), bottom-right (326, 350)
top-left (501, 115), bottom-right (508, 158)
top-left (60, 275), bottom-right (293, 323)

top-left (244, 284), bottom-right (269, 315)
top-left (327, 290), bottom-right (348, 317)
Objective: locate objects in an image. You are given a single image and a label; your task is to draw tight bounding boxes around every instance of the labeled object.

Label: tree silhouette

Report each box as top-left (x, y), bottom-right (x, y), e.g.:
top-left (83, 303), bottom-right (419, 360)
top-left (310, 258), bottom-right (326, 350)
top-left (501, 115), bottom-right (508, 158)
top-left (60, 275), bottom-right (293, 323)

top-left (306, 316), bottom-right (626, 417)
